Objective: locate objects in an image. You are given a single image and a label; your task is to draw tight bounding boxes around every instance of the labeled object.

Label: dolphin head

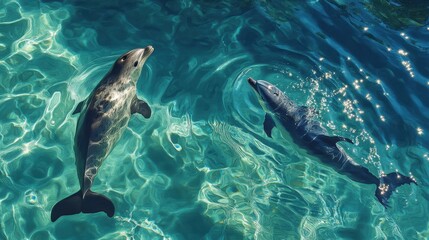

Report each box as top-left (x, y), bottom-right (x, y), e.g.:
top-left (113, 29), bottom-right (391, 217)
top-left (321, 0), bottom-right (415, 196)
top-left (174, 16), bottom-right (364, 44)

top-left (110, 45), bottom-right (154, 82)
top-left (248, 77), bottom-right (285, 112)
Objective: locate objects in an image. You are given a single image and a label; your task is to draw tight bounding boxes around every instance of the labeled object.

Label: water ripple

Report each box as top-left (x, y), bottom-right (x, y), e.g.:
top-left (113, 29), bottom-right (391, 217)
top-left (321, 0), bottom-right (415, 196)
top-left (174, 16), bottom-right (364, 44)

top-left (0, 0), bottom-right (428, 239)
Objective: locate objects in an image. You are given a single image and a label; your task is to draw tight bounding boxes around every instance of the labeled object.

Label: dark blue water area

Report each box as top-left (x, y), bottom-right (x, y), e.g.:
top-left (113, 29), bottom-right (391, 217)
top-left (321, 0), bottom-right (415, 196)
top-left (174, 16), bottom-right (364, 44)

top-left (1, 0), bottom-right (428, 239)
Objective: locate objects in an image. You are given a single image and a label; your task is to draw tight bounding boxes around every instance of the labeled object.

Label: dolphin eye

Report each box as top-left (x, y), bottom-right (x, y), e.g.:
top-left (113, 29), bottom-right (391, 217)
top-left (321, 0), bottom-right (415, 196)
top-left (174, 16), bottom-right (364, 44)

top-left (134, 61), bottom-right (138, 67)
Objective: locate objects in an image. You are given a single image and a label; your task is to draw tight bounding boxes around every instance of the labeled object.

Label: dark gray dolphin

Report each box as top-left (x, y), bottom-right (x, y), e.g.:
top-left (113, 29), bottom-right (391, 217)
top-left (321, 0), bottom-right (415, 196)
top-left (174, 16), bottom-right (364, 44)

top-left (51, 46), bottom-right (154, 222)
top-left (248, 77), bottom-right (416, 208)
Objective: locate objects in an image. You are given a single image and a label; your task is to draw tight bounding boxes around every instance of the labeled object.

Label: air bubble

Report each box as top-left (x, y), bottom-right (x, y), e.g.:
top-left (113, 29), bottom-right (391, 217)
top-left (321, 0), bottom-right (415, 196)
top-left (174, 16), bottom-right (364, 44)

top-left (25, 191), bottom-right (38, 205)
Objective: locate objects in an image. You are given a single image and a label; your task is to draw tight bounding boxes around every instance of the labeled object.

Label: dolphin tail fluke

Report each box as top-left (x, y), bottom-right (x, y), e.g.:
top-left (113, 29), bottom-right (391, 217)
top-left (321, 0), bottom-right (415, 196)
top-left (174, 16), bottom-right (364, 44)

top-left (82, 190), bottom-right (115, 217)
top-left (51, 191), bottom-right (82, 222)
top-left (51, 190), bottom-right (115, 222)
top-left (375, 172), bottom-right (417, 208)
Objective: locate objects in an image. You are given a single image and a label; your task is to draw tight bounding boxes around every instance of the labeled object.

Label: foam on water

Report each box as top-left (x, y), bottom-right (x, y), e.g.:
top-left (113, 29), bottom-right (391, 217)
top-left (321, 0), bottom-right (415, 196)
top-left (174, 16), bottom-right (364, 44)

top-left (0, 0), bottom-right (428, 239)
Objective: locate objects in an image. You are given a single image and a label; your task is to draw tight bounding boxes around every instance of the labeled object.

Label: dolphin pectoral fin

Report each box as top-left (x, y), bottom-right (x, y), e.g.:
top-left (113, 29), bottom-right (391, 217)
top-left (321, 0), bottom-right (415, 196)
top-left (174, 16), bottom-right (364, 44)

top-left (72, 100), bottom-right (85, 115)
top-left (263, 114), bottom-right (276, 138)
top-left (318, 135), bottom-right (354, 146)
top-left (131, 97), bottom-right (151, 118)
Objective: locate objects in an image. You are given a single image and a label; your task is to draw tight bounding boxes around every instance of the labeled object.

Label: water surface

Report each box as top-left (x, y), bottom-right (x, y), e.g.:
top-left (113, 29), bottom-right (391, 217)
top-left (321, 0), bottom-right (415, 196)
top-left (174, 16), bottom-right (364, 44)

top-left (0, 0), bottom-right (428, 239)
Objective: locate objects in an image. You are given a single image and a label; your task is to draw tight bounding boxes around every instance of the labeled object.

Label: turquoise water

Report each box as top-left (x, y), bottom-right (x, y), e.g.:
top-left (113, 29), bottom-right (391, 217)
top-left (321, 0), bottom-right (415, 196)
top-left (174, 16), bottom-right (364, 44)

top-left (1, 0), bottom-right (428, 239)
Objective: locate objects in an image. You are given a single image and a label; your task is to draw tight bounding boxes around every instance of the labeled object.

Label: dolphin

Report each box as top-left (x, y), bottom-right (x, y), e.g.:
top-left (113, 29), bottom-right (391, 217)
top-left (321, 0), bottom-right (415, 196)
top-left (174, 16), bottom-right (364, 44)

top-left (51, 46), bottom-right (154, 222)
top-left (247, 77), bottom-right (416, 208)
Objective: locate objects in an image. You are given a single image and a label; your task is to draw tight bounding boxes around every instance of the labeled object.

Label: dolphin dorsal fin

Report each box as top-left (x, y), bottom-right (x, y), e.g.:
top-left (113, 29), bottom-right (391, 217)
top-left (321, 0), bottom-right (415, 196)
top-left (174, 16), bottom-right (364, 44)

top-left (131, 96), bottom-right (151, 118)
top-left (263, 114), bottom-right (276, 138)
top-left (318, 135), bottom-right (353, 146)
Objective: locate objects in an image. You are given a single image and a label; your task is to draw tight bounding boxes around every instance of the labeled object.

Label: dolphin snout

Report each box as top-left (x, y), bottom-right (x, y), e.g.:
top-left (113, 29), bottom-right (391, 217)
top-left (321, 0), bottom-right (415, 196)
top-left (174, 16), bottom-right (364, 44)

top-left (145, 45), bottom-right (154, 53)
top-left (248, 77), bottom-right (256, 85)
top-left (136, 46), bottom-right (154, 60)
top-left (248, 77), bottom-right (258, 90)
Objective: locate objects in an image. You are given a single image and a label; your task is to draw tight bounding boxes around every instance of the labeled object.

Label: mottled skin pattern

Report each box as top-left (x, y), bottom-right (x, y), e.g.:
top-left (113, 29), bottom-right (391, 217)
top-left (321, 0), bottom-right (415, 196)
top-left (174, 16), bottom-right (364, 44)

top-left (248, 77), bottom-right (416, 207)
top-left (75, 46), bottom-right (153, 198)
top-left (50, 47), bottom-right (153, 222)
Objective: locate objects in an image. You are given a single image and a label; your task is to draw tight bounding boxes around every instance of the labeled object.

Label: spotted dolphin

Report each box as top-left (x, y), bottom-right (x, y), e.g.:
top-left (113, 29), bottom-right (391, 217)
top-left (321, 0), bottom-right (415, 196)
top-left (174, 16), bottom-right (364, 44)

top-left (51, 46), bottom-right (154, 222)
top-left (247, 77), bottom-right (416, 207)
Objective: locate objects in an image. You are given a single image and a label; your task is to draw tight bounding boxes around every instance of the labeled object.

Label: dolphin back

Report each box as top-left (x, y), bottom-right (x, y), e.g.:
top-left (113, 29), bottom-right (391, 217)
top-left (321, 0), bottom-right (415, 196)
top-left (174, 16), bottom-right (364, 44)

top-left (51, 190), bottom-right (114, 222)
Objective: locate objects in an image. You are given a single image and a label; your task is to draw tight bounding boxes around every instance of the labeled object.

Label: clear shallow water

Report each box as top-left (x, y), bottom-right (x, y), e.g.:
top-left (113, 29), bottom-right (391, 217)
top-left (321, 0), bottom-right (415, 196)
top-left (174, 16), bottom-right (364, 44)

top-left (0, 0), bottom-right (428, 239)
